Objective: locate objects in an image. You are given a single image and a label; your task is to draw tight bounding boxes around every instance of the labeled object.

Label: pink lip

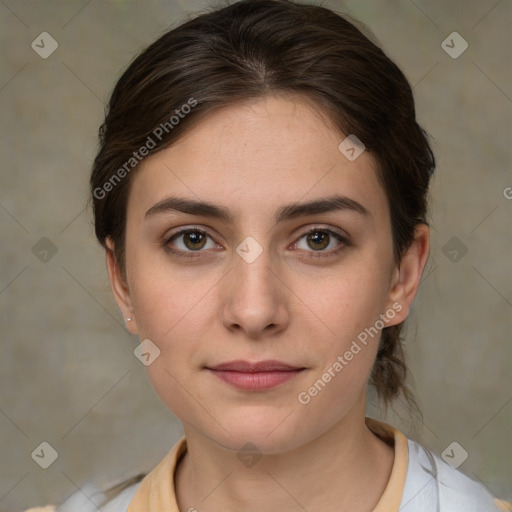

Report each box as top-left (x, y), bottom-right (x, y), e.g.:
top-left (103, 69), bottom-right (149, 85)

top-left (206, 360), bottom-right (306, 391)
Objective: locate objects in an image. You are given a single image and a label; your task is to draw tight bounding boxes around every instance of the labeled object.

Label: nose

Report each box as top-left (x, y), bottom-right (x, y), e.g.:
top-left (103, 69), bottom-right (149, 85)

top-left (221, 244), bottom-right (290, 339)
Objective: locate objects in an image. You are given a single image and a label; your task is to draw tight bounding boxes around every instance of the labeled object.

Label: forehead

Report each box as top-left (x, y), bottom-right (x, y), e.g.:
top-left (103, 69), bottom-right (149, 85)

top-left (127, 94), bottom-right (388, 224)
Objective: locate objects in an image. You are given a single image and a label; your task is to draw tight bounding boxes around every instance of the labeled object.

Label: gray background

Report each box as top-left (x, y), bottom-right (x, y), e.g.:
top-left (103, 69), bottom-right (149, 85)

top-left (1, 0), bottom-right (511, 510)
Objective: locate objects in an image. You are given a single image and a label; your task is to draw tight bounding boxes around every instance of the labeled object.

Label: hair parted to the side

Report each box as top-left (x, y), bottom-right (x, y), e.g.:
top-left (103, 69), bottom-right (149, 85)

top-left (90, 1), bottom-right (435, 497)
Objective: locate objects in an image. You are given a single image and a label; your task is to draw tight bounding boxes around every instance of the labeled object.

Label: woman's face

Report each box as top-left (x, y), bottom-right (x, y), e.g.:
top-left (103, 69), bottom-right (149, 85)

top-left (108, 94), bottom-right (425, 453)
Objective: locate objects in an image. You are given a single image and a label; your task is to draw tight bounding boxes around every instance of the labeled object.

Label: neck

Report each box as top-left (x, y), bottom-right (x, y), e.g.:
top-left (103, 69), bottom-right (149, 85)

top-left (174, 399), bottom-right (394, 512)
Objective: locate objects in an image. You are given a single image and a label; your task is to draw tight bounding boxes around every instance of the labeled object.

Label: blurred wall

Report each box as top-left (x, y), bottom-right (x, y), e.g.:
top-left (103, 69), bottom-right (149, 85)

top-left (1, 0), bottom-right (510, 509)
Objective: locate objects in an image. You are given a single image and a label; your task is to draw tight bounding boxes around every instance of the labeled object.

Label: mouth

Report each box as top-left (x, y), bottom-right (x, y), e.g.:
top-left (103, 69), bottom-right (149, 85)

top-left (205, 360), bottom-right (306, 391)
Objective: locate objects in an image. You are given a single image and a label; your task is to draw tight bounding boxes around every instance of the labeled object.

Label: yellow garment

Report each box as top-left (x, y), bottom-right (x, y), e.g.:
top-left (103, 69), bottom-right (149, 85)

top-left (127, 417), bottom-right (408, 512)
top-left (495, 500), bottom-right (512, 512)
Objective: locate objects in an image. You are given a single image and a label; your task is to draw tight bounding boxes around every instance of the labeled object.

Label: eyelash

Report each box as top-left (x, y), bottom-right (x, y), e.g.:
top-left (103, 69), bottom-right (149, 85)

top-left (162, 225), bottom-right (350, 260)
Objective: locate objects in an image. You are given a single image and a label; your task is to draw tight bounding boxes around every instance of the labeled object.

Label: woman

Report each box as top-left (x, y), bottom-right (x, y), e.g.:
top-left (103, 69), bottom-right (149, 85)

top-left (25, 0), bottom-right (511, 510)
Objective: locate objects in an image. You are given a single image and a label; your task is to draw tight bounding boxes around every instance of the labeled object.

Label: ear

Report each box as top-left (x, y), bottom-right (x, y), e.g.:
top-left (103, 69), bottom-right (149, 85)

top-left (385, 223), bottom-right (430, 325)
top-left (105, 237), bottom-right (138, 334)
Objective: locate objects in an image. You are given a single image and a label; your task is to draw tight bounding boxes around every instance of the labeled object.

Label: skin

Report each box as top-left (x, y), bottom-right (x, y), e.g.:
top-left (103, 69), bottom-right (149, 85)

top-left (106, 94), bottom-right (430, 511)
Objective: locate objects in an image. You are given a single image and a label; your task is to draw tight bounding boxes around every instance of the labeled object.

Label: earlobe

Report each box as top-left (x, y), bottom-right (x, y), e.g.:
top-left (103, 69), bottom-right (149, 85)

top-left (386, 224), bottom-right (430, 325)
top-left (105, 237), bottom-right (139, 334)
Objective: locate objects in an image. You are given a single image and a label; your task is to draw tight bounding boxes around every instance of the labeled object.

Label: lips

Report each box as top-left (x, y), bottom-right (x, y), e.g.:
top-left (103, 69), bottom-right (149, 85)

top-left (206, 360), bottom-right (306, 391)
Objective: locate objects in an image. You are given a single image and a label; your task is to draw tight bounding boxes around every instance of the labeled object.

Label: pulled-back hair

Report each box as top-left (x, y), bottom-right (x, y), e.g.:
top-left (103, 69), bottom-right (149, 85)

top-left (90, 1), bottom-right (435, 500)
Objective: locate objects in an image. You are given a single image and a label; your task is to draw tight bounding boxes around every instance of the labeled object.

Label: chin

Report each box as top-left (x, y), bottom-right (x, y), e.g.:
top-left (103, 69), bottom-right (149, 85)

top-left (205, 414), bottom-right (308, 455)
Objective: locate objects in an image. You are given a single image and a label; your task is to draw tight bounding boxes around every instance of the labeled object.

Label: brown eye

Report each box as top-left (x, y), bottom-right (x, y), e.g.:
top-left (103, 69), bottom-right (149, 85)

top-left (182, 231), bottom-right (207, 250)
top-left (294, 227), bottom-right (350, 258)
top-left (306, 231), bottom-right (330, 250)
top-left (166, 228), bottom-right (218, 255)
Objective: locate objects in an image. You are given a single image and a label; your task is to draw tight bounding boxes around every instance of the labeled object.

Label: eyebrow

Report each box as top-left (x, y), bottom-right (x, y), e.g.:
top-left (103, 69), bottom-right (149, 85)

top-left (144, 194), bottom-right (370, 224)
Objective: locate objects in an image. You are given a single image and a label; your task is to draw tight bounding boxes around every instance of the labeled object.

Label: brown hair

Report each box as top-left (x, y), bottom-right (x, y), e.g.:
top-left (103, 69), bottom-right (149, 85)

top-left (90, 1), bottom-right (434, 497)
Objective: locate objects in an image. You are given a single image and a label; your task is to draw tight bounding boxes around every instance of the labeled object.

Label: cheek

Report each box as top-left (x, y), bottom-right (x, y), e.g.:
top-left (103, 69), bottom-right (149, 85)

top-left (313, 265), bottom-right (392, 343)
top-left (297, 257), bottom-right (392, 393)
top-left (127, 256), bottom-right (220, 377)
top-left (128, 268), bottom-right (214, 422)
top-left (127, 248), bottom-right (215, 341)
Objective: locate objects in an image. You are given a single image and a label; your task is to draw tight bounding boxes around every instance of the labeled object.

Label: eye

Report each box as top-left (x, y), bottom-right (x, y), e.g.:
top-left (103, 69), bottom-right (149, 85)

top-left (293, 227), bottom-right (349, 257)
top-left (164, 228), bottom-right (220, 257)
top-left (163, 225), bottom-right (350, 260)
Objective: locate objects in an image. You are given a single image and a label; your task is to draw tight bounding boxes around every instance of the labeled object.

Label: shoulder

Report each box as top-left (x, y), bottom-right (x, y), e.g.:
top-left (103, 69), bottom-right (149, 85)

top-left (99, 482), bottom-right (141, 512)
top-left (401, 438), bottom-right (511, 511)
top-left (22, 480), bottom-right (142, 512)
